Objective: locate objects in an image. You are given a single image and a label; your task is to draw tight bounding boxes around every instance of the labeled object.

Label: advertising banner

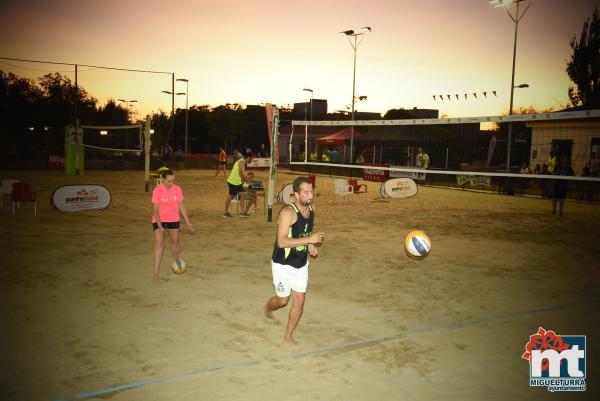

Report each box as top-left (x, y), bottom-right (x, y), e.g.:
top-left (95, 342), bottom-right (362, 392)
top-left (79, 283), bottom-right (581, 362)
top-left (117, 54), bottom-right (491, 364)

top-left (246, 158), bottom-right (270, 168)
top-left (47, 154), bottom-right (64, 170)
top-left (276, 183), bottom-right (295, 205)
top-left (363, 164), bottom-right (389, 182)
top-left (389, 166), bottom-right (427, 181)
top-left (51, 185), bottom-right (111, 212)
top-left (456, 175), bottom-right (491, 187)
top-left (381, 178), bottom-right (418, 199)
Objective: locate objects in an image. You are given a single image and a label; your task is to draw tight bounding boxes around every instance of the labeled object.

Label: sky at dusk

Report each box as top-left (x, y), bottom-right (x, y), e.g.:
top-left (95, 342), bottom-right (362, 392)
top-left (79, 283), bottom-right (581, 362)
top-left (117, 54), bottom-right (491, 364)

top-left (1, 0), bottom-right (599, 119)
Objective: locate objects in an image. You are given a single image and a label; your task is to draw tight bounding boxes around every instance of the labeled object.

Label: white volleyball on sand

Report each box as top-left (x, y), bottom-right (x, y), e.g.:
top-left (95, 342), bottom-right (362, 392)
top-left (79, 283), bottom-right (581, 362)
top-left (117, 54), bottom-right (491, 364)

top-left (171, 259), bottom-right (187, 274)
top-left (405, 230), bottom-right (431, 259)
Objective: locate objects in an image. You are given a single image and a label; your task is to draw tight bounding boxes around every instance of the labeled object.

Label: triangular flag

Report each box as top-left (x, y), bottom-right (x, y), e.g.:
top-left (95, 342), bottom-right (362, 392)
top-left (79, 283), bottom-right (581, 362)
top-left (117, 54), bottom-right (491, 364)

top-left (483, 91), bottom-right (487, 98)
top-left (433, 95), bottom-right (436, 101)
top-left (473, 93), bottom-right (478, 99)
top-left (455, 94), bottom-right (459, 100)
top-left (493, 90), bottom-right (497, 97)
top-left (464, 93), bottom-right (468, 100)
top-left (440, 95), bottom-right (444, 101)
top-left (447, 94), bottom-right (451, 100)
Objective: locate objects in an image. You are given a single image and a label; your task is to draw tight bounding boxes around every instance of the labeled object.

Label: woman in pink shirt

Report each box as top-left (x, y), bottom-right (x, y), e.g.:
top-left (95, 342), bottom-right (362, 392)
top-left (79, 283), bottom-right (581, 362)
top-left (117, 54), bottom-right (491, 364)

top-left (152, 169), bottom-right (194, 279)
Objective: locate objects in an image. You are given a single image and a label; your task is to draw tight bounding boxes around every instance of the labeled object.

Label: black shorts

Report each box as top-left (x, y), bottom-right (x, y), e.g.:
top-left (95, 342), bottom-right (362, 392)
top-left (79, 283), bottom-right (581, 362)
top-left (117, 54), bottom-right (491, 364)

top-left (228, 182), bottom-right (244, 197)
top-left (152, 221), bottom-right (180, 230)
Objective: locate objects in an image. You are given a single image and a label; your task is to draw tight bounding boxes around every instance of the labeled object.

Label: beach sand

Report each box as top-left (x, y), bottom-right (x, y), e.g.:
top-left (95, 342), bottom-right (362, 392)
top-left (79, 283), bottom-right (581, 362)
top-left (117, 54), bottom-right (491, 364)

top-left (1, 169), bottom-right (599, 401)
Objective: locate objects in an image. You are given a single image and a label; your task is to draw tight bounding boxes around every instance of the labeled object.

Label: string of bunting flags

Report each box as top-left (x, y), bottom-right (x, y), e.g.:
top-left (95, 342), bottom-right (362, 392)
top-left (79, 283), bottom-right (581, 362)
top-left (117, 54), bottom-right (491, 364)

top-left (433, 91), bottom-right (498, 101)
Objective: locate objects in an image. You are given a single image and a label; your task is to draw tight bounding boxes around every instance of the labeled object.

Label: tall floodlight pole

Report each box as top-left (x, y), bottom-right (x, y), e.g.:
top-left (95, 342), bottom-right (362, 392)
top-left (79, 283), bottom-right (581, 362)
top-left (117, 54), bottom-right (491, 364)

top-left (340, 26), bottom-right (371, 163)
top-left (162, 89), bottom-right (186, 150)
top-left (490, 0), bottom-right (531, 171)
top-left (176, 78), bottom-right (189, 153)
top-left (129, 100), bottom-right (139, 121)
top-left (117, 99), bottom-right (139, 122)
top-left (303, 88), bottom-right (313, 162)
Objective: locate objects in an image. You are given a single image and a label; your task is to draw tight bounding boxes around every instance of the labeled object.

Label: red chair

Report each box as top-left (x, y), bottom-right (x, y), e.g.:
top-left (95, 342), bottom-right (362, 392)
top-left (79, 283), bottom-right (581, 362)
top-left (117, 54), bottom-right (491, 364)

top-left (348, 179), bottom-right (367, 197)
top-left (11, 182), bottom-right (37, 215)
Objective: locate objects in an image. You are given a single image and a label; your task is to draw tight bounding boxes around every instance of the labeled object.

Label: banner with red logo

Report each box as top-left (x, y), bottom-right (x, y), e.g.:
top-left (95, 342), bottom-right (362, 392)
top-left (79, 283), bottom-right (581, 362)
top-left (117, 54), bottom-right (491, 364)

top-left (47, 153), bottom-right (64, 170)
top-left (381, 178), bottom-right (418, 198)
top-left (50, 185), bottom-right (111, 212)
top-left (363, 164), bottom-right (389, 182)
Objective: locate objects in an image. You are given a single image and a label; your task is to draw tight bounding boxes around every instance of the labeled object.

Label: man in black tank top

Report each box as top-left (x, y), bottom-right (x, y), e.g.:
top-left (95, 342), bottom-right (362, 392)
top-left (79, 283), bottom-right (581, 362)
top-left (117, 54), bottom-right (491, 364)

top-left (264, 176), bottom-right (325, 344)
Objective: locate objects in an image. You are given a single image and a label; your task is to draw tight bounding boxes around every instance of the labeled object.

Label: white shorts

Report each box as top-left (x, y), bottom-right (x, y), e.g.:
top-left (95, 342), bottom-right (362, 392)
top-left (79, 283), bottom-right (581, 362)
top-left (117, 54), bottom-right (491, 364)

top-left (271, 260), bottom-right (309, 297)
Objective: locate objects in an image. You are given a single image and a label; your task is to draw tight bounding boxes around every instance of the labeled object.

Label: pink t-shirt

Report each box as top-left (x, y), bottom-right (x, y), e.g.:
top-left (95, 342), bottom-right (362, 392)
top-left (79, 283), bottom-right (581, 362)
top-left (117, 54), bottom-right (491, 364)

top-left (152, 184), bottom-right (184, 223)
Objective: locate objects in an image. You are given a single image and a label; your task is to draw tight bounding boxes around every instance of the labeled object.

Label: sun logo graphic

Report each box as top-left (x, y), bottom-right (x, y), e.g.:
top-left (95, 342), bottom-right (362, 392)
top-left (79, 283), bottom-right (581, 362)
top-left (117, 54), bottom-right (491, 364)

top-left (522, 327), bottom-right (586, 392)
top-left (76, 189), bottom-right (89, 196)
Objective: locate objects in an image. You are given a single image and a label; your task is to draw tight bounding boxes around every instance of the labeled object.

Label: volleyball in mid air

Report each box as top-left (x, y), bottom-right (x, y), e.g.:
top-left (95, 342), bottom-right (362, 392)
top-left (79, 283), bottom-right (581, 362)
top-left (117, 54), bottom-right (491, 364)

top-left (405, 230), bottom-right (431, 259)
top-left (171, 259), bottom-right (187, 274)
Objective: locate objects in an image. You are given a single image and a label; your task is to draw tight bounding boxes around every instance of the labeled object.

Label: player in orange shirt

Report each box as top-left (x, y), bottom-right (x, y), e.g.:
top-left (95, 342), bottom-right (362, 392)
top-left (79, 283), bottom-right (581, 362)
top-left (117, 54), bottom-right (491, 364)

top-left (215, 146), bottom-right (227, 177)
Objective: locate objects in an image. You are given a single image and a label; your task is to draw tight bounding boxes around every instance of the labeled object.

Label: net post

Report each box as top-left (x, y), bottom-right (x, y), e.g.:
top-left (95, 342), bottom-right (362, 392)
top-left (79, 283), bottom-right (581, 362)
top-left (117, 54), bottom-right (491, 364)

top-left (266, 105), bottom-right (279, 222)
top-left (144, 116), bottom-right (151, 192)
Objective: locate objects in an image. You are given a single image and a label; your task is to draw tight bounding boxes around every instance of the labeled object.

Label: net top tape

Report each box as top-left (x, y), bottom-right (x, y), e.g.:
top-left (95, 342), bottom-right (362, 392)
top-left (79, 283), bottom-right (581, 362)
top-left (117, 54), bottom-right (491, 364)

top-left (292, 109), bottom-right (600, 126)
top-left (80, 124), bottom-right (143, 130)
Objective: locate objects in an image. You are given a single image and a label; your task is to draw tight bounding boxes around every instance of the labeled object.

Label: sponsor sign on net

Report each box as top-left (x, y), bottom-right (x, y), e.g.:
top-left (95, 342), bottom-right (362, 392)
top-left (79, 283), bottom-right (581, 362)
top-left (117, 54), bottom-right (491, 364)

top-left (389, 166), bottom-right (426, 181)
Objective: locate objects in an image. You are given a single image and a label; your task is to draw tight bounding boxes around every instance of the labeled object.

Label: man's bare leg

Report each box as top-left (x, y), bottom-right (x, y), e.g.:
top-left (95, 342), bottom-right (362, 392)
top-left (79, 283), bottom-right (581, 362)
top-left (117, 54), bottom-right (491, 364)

top-left (264, 295), bottom-right (289, 319)
top-left (284, 291), bottom-right (305, 344)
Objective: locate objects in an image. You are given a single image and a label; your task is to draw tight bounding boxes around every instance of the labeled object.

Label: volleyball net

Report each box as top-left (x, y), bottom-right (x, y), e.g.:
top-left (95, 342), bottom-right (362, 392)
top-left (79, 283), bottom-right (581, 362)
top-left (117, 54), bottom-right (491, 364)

top-left (285, 109), bottom-right (600, 200)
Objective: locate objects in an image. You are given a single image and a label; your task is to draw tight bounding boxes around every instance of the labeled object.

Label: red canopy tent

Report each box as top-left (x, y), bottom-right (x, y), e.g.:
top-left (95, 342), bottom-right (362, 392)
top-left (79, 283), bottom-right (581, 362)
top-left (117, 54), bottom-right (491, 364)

top-left (316, 127), bottom-right (356, 145)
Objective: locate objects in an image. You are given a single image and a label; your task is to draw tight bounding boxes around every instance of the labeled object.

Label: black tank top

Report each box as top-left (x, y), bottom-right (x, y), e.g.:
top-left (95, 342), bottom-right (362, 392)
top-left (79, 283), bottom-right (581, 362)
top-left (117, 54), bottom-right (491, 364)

top-left (272, 203), bottom-right (314, 268)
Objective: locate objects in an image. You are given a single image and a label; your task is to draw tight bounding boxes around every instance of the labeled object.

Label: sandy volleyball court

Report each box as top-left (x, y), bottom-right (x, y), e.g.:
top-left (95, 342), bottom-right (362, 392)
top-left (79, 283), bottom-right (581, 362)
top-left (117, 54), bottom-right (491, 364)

top-left (1, 169), bottom-right (599, 401)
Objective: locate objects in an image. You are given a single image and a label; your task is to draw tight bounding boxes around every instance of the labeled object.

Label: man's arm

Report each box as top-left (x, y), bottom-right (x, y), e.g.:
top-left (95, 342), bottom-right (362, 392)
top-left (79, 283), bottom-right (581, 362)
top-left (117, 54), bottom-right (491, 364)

top-left (238, 160), bottom-right (247, 183)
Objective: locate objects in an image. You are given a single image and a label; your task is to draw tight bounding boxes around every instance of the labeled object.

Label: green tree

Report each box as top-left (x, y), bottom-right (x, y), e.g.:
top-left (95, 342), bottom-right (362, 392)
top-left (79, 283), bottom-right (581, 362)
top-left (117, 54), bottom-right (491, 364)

top-left (96, 99), bottom-right (129, 125)
top-left (566, 7), bottom-right (600, 108)
top-left (209, 103), bottom-right (243, 152)
top-left (38, 72), bottom-right (97, 127)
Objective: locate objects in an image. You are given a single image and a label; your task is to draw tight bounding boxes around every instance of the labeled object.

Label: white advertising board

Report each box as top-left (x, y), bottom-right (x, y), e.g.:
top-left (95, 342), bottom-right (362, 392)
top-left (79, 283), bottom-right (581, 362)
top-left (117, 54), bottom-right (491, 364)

top-left (276, 183), bottom-right (295, 205)
top-left (381, 178), bottom-right (418, 199)
top-left (51, 185), bottom-right (111, 212)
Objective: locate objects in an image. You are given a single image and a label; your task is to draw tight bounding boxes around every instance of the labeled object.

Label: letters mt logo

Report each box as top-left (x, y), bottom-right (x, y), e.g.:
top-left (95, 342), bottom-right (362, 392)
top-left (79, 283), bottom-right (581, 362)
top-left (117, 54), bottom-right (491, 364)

top-left (522, 327), bottom-right (586, 392)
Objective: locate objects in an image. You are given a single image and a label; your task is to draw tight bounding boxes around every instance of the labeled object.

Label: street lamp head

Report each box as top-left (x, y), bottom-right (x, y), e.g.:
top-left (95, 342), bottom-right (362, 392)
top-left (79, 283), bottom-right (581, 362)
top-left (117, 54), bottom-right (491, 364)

top-left (357, 95), bottom-right (368, 101)
top-left (117, 99), bottom-right (126, 103)
top-left (339, 29), bottom-right (354, 36)
top-left (361, 26), bottom-right (372, 33)
top-left (303, 88), bottom-right (313, 93)
top-left (515, 83), bottom-right (529, 88)
top-left (162, 90), bottom-right (173, 95)
top-left (489, 0), bottom-right (514, 8)
top-left (129, 100), bottom-right (139, 104)
top-left (176, 92), bottom-right (186, 96)
top-left (176, 78), bottom-right (189, 82)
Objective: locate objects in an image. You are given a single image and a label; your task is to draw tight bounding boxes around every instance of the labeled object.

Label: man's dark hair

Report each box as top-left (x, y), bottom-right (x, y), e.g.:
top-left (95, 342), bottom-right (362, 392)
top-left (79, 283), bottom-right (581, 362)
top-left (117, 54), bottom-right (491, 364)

top-left (293, 176), bottom-right (312, 193)
top-left (160, 169), bottom-right (174, 179)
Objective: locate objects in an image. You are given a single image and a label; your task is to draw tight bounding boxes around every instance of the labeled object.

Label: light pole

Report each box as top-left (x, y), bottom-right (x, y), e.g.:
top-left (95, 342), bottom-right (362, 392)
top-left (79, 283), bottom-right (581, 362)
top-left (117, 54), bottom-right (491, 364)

top-left (303, 88), bottom-right (313, 162)
top-left (117, 99), bottom-right (139, 121)
top-left (490, 0), bottom-right (531, 171)
top-left (162, 90), bottom-right (187, 151)
top-left (340, 26), bottom-right (371, 163)
top-left (176, 78), bottom-right (189, 153)
top-left (161, 91), bottom-right (175, 116)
